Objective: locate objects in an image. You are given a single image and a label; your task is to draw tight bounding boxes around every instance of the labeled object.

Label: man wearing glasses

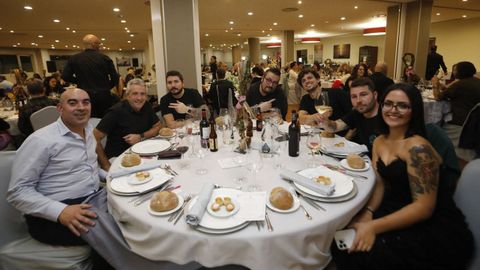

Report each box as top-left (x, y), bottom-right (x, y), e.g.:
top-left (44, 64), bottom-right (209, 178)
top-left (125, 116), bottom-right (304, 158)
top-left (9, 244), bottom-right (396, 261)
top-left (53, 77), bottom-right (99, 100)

top-left (317, 77), bottom-right (379, 154)
top-left (246, 68), bottom-right (288, 120)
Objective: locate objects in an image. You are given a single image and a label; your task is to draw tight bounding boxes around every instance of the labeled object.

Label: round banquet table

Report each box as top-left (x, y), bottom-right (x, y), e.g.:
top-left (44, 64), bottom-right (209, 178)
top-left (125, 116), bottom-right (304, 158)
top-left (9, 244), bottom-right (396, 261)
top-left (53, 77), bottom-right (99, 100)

top-left (0, 109), bottom-right (20, 136)
top-left (107, 130), bottom-right (375, 270)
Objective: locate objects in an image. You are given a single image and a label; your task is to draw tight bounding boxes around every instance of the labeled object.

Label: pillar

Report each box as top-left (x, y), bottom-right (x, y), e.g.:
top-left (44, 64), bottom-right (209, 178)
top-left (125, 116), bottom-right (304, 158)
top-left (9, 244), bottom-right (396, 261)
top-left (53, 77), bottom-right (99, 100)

top-left (232, 45), bottom-right (242, 65)
top-left (281, 30), bottom-right (295, 67)
top-left (248, 38), bottom-right (260, 65)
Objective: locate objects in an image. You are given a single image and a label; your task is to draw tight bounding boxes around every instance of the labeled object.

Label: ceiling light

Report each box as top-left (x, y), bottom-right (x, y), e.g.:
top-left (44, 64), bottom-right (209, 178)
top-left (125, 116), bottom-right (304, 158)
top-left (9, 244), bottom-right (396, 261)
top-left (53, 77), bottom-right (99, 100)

top-left (273, 22), bottom-right (278, 25)
top-left (262, 30), bottom-right (265, 33)
top-left (132, 47), bottom-right (135, 50)
top-left (205, 33), bottom-right (209, 36)
top-left (325, 21), bottom-right (329, 23)
top-left (124, 27), bottom-right (129, 30)
top-left (267, 43), bottom-right (281, 48)
top-left (230, 27), bottom-right (233, 30)
top-left (55, 40), bottom-right (60, 43)
top-left (237, 33), bottom-right (242, 36)
top-left (126, 30), bottom-right (130, 33)
top-left (113, 8), bottom-right (120, 12)
top-left (31, 42), bottom-right (36, 45)
top-left (462, 0), bottom-right (468, 2)
top-left (340, 17), bottom-right (346, 20)
top-left (101, 38), bottom-right (106, 41)
top-left (298, 1), bottom-right (302, 4)
top-left (301, 37), bottom-right (321, 43)
top-left (225, 30), bottom-right (229, 32)
top-left (267, 34), bottom-right (271, 37)
top-left (38, 35), bottom-right (43, 38)
top-left (462, 15), bottom-right (467, 18)
top-left (17, 42), bottom-right (20, 45)
top-left (363, 27), bottom-right (386, 36)
top-left (354, 6), bottom-right (358, 9)
top-left (269, 28), bottom-right (272, 31)
top-left (65, 45), bottom-right (68, 48)
top-left (24, 5), bottom-right (33, 10)
top-left (121, 20), bottom-right (127, 23)
top-left (72, 30), bottom-right (76, 33)
top-left (12, 45), bottom-right (17, 47)
top-left (247, 12), bottom-right (253, 16)
top-left (310, 24), bottom-right (315, 27)
top-left (66, 27), bottom-right (70, 30)
top-left (119, 48), bottom-right (122, 51)
top-left (436, 13), bottom-right (441, 16)
top-left (229, 21), bottom-right (234, 25)
top-left (241, 56), bottom-right (246, 61)
top-left (127, 40), bottom-right (131, 43)
top-left (130, 34), bottom-right (134, 37)
top-left (298, 14), bottom-right (304, 18)
top-left (53, 19), bottom-right (60, 23)
top-left (10, 30), bottom-right (14, 33)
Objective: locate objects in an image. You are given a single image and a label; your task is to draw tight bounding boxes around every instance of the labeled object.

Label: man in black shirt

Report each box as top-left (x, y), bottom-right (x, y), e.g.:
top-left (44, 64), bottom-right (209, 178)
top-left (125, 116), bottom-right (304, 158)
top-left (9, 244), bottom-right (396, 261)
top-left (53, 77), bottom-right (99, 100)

top-left (317, 77), bottom-right (379, 154)
top-left (62, 34), bottom-right (119, 117)
top-left (94, 78), bottom-right (161, 171)
top-left (425, 45), bottom-right (448, 80)
top-left (159, 70), bottom-right (205, 128)
top-left (246, 68), bottom-right (288, 120)
top-left (370, 62), bottom-right (394, 101)
top-left (206, 68), bottom-right (237, 116)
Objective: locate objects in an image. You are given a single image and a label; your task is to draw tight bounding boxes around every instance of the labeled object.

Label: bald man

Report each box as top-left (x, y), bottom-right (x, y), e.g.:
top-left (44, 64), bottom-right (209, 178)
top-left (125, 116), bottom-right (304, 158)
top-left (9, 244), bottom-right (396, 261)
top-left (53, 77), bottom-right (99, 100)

top-left (63, 34), bottom-right (120, 117)
top-left (370, 61), bottom-right (394, 101)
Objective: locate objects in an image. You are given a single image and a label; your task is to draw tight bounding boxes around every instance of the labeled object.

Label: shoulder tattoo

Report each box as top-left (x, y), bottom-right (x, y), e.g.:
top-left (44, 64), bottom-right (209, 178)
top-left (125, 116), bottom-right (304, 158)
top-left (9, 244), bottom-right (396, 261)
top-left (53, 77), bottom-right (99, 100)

top-left (407, 144), bottom-right (439, 199)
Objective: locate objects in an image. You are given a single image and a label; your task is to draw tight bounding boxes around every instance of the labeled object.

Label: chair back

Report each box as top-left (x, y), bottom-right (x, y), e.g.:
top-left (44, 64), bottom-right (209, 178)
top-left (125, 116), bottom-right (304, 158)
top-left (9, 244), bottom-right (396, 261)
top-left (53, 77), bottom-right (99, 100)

top-left (454, 159), bottom-right (480, 270)
top-left (30, 106), bottom-right (59, 131)
top-left (0, 151), bottom-right (28, 248)
top-left (88, 117), bottom-right (106, 148)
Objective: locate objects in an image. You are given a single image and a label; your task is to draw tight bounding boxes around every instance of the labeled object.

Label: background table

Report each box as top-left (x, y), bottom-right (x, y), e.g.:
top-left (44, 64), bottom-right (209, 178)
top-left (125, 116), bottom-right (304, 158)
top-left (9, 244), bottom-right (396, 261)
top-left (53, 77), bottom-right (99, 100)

top-left (107, 133), bottom-right (375, 270)
top-left (0, 110), bottom-right (20, 136)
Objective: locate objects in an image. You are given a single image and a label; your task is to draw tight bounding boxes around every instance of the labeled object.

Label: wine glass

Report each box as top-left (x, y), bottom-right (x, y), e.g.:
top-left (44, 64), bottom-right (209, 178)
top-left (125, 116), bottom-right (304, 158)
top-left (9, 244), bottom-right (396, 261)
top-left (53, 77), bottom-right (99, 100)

top-left (246, 149), bottom-right (263, 191)
top-left (219, 108), bottom-right (232, 145)
top-left (306, 131), bottom-right (321, 167)
top-left (195, 148), bottom-right (208, 175)
top-left (175, 119), bottom-right (186, 144)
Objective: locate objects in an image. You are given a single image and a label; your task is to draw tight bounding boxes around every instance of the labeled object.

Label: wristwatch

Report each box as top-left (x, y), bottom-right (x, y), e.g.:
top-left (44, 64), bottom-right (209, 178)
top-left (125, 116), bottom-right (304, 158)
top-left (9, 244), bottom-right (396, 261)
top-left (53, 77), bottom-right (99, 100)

top-left (140, 133), bottom-right (145, 141)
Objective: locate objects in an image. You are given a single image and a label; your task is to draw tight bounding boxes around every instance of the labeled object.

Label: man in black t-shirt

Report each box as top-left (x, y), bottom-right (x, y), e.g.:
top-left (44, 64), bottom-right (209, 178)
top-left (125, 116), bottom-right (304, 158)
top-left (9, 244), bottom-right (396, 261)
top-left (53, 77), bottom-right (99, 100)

top-left (246, 68), bottom-right (288, 120)
top-left (94, 78), bottom-right (161, 170)
top-left (317, 77), bottom-right (379, 154)
top-left (159, 70), bottom-right (205, 128)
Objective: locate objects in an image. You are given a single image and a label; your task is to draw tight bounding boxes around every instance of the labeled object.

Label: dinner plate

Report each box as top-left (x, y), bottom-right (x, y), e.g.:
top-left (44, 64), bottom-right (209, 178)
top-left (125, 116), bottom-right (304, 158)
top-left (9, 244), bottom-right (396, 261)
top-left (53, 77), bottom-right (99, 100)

top-left (131, 140), bottom-right (171, 156)
top-left (320, 138), bottom-right (367, 156)
top-left (109, 168), bottom-right (171, 195)
top-left (295, 182), bottom-right (358, 203)
top-left (340, 159), bottom-right (370, 172)
top-left (148, 194), bottom-right (184, 216)
top-left (294, 167), bottom-right (354, 198)
top-left (207, 197), bottom-right (240, 218)
top-left (266, 192), bottom-right (300, 213)
top-left (194, 221), bottom-right (250, 234)
top-left (127, 172), bottom-right (153, 185)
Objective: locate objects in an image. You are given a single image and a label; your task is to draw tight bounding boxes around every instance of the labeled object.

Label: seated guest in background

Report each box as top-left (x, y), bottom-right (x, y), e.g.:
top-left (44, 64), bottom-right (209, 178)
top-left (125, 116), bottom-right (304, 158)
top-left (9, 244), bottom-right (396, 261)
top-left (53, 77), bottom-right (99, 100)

top-left (94, 78), bottom-right (161, 171)
top-left (332, 83), bottom-right (473, 270)
top-left (297, 68), bottom-right (352, 128)
top-left (159, 70), bottom-right (205, 128)
top-left (370, 61), bottom-right (394, 100)
top-left (43, 76), bottom-right (61, 97)
top-left (246, 67), bottom-right (288, 120)
top-left (315, 77), bottom-right (377, 154)
top-left (250, 66), bottom-right (264, 86)
top-left (206, 68), bottom-right (237, 116)
top-left (18, 78), bottom-right (58, 136)
top-left (435, 61), bottom-right (480, 163)
top-left (344, 63), bottom-right (369, 93)
top-left (124, 67), bottom-right (135, 85)
top-left (401, 65), bottom-right (420, 85)
top-left (0, 75), bottom-right (14, 97)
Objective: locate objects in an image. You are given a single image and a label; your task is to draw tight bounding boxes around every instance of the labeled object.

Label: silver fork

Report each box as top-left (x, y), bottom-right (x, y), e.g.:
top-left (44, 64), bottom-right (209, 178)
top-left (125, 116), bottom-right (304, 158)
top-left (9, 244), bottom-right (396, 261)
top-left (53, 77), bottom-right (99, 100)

top-left (164, 163), bottom-right (179, 176)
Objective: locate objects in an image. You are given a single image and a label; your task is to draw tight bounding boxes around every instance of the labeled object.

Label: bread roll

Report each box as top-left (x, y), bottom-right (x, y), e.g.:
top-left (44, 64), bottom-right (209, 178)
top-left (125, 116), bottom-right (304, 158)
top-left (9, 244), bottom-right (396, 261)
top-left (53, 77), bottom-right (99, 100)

top-left (150, 191), bottom-right (179, 212)
top-left (134, 171), bottom-right (150, 181)
top-left (121, 153), bottom-right (141, 167)
top-left (159, 127), bottom-right (174, 137)
top-left (315, 176), bottom-right (332, 186)
top-left (347, 153), bottom-right (366, 169)
top-left (320, 131), bottom-right (335, 138)
top-left (269, 187), bottom-right (294, 210)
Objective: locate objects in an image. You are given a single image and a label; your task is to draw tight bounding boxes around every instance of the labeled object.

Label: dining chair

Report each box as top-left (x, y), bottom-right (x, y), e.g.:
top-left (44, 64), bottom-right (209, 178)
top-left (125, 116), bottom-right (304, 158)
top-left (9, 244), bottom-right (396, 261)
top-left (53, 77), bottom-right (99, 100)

top-left (89, 117), bottom-right (106, 148)
top-left (454, 159), bottom-right (480, 270)
top-left (0, 151), bottom-right (92, 270)
top-left (30, 105), bottom-right (60, 131)
top-left (459, 102), bottom-right (480, 158)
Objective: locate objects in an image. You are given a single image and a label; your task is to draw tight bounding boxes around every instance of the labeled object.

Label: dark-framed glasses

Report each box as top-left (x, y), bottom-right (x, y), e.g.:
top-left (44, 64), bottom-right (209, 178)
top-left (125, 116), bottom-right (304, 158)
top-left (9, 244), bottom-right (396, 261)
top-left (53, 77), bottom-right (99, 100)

top-left (381, 100), bottom-right (411, 112)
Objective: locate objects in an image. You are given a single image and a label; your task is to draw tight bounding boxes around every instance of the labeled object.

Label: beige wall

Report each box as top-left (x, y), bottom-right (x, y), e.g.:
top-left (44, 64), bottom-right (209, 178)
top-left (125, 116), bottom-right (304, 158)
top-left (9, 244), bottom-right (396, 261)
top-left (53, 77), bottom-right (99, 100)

top-left (430, 17), bottom-right (480, 70)
top-left (321, 34), bottom-right (385, 66)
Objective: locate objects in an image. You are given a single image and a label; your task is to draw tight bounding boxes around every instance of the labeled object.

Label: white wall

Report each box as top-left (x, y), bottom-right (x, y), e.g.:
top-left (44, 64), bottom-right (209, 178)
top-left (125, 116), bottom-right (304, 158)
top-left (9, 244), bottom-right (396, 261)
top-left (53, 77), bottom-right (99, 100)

top-left (430, 17), bottom-right (480, 70)
top-left (321, 34), bottom-right (385, 65)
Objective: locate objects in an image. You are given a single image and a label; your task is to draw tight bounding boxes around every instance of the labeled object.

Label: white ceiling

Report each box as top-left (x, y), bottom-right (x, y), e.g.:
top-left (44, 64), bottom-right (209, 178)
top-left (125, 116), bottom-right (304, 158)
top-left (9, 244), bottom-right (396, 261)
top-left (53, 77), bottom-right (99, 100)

top-left (0, 0), bottom-right (479, 52)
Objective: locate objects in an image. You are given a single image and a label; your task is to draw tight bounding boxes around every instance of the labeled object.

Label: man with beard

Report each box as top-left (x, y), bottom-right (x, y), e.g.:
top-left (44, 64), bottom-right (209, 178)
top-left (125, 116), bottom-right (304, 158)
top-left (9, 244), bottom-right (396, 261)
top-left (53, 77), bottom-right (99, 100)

top-left (94, 78), bottom-right (161, 171)
top-left (159, 70), bottom-right (205, 128)
top-left (316, 77), bottom-right (379, 154)
top-left (246, 68), bottom-right (288, 120)
top-left (297, 69), bottom-right (352, 133)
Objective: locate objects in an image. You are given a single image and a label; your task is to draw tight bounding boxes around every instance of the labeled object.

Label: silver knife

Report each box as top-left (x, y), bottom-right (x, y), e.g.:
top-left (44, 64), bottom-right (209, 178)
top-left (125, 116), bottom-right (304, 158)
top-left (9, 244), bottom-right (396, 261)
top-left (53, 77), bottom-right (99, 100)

top-left (265, 211), bottom-right (274, 232)
top-left (170, 195), bottom-right (192, 223)
top-left (133, 182), bottom-right (172, 206)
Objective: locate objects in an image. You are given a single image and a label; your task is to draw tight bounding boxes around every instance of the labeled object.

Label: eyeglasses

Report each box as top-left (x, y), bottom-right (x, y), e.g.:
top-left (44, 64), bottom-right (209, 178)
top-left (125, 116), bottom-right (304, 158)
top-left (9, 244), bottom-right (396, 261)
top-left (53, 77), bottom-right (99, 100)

top-left (263, 77), bottom-right (279, 86)
top-left (382, 100), bottom-right (411, 112)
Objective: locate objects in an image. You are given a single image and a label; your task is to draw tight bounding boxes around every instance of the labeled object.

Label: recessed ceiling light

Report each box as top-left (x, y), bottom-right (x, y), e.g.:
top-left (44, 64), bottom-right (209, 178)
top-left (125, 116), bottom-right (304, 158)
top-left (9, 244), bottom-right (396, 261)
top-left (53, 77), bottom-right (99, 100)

top-left (121, 20), bottom-right (127, 23)
top-left (119, 48), bottom-right (122, 51)
top-left (65, 45), bottom-right (68, 48)
top-left (124, 27), bottom-right (128, 30)
top-left (230, 27), bottom-right (233, 30)
top-left (12, 45), bottom-right (17, 47)
top-left (269, 28), bottom-right (272, 31)
top-left (127, 40), bottom-right (131, 43)
top-left (113, 8), bottom-right (120, 12)
top-left (0, 27), bottom-right (2, 30)
top-left (354, 6), bottom-right (358, 9)
top-left (38, 35), bottom-right (44, 38)
top-left (273, 22), bottom-right (278, 25)
top-left (10, 30), bottom-right (14, 33)
top-left (55, 40), bottom-right (59, 43)
top-left (229, 21), bottom-right (234, 25)
top-left (132, 47), bottom-right (135, 50)
top-left (298, 1), bottom-right (302, 4)
top-left (102, 46), bottom-right (106, 49)
top-left (205, 33), bottom-right (209, 36)
top-left (436, 13), bottom-right (441, 16)
top-left (126, 30), bottom-right (130, 33)
top-left (462, 0), bottom-right (468, 2)
top-left (247, 12), bottom-right (253, 16)
top-left (101, 38), bottom-right (106, 41)
top-left (340, 17), bottom-right (346, 20)
top-left (298, 14), bottom-right (304, 18)
top-left (72, 30), bottom-right (76, 33)
top-left (130, 34), bottom-right (134, 37)
top-left (310, 24), bottom-right (315, 27)
top-left (237, 33), bottom-right (241, 36)
top-left (24, 5), bottom-right (33, 10)
top-left (225, 30), bottom-right (229, 32)
top-left (267, 34), bottom-right (271, 37)
top-left (66, 27), bottom-right (70, 30)
top-left (325, 21), bottom-right (329, 23)
top-left (209, 44), bottom-right (212, 47)
top-left (53, 19), bottom-right (60, 23)
top-left (262, 30), bottom-right (265, 33)
top-left (31, 42), bottom-right (36, 45)
top-left (462, 14), bottom-right (467, 18)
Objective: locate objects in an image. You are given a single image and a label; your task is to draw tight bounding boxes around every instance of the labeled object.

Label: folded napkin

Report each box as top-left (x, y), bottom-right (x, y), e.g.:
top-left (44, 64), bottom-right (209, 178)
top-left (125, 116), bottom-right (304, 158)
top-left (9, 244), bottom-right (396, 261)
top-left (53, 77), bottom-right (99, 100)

top-left (157, 150), bottom-right (182, 159)
top-left (186, 182), bottom-right (215, 226)
top-left (323, 143), bottom-right (368, 155)
top-left (279, 168), bottom-right (335, 196)
top-left (109, 161), bottom-right (163, 178)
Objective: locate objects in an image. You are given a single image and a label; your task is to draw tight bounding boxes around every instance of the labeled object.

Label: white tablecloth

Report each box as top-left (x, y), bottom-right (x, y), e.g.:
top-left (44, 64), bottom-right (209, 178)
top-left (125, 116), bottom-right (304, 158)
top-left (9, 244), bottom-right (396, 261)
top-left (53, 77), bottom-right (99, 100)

top-left (423, 98), bottom-right (451, 124)
top-left (107, 133), bottom-right (375, 270)
top-left (0, 110), bottom-right (20, 136)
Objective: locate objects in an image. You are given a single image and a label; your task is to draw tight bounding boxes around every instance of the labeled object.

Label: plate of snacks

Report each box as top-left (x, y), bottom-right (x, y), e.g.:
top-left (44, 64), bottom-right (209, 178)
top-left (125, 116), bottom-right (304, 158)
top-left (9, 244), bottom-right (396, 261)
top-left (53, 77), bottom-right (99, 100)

top-left (207, 196), bottom-right (240, 218)
top-left (127, 171), bottom-right (153, 185)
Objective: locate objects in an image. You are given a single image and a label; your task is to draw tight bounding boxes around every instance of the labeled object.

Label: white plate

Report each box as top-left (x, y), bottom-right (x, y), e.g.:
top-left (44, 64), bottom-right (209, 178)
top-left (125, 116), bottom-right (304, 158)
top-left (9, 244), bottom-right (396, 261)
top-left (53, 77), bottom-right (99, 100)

top-left (294, 166), bottom-right (354, 198)
top-left (207, 197), bottom-right (240, 218)
top-left (295, 182), bottom-right (358, 203)
top-left (340, 159), bottom-right (370, 172)
top-left (127, 172), bottom-right (153, 185)
top-left (119, 158), bottom-right (144, 169)
top-left (131, 140), bottom-right (171, 156)
top-left (194, 222), bottom-right (250, 234)
top-left (148, 194), bottom-right (184, 216)
top-left (266, 192), bottom-right (300, 213)
top-left (109, 168), bottom-right (172, 195)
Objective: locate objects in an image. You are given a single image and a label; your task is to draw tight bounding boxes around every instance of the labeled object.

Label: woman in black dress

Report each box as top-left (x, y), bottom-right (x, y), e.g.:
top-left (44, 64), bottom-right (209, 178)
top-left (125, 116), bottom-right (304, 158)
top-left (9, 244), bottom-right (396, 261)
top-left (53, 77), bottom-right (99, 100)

top-left (332, 83), bottom-right (473, 270)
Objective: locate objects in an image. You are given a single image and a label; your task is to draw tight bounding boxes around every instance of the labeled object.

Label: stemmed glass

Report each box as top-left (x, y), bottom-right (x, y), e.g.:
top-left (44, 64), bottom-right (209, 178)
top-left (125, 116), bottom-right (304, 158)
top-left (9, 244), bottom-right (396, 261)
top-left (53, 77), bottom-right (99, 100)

top-left (315, 90), bottom-right (332, 131)
top-left (195, 148), bottom-right (208, 175)
top-left (246, 149), bottom-right (263, 191)
top-left (306, 131), bottom-right (322, 167)
top-left (175, 119), bottom-right (186, 144)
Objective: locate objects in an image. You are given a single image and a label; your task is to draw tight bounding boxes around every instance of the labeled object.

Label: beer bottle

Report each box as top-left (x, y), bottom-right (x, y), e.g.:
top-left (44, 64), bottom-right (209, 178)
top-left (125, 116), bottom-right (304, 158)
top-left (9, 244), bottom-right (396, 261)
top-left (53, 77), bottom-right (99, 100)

top-left (209, 117), bottom-right (218, 152)
top-left (200, 109), bottom-right (210, 148)
top-left (288, 110), bottom-right (300, 157)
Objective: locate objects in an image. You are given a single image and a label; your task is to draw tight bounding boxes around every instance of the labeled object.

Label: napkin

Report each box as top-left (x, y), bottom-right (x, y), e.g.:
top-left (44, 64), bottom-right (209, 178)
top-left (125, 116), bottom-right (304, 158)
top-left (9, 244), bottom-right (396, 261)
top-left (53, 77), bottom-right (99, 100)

top-left (186, 182), bottom-right (215, 226)
top-left (279, 168), bottom-right (335, 196)
top-left (109, 161), bottom-right (163, 178)
top-left (157, 150), bottom-right (182, 159)
top-left (323, 143), bottom-right (368, 155)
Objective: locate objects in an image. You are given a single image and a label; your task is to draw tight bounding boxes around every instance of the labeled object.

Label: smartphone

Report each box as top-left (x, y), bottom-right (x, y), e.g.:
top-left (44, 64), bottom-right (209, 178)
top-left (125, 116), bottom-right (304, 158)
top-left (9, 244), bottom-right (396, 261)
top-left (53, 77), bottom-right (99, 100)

top-left (334, 229), bottom-right (356, 250)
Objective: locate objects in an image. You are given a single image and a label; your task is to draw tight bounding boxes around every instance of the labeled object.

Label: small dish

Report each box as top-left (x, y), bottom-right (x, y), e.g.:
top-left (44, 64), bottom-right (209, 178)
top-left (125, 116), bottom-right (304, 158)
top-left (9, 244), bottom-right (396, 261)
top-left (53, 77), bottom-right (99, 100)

top-left (148, 194), bottom-right (184, 216)
top-left (207, 197), bottom-right (240, 218)
top-left (340, 159), bottom-right (370, 172)
top-left (127, 171), bottom-right (153, 185)
top-left (266, 192), bottom-right (300, 213)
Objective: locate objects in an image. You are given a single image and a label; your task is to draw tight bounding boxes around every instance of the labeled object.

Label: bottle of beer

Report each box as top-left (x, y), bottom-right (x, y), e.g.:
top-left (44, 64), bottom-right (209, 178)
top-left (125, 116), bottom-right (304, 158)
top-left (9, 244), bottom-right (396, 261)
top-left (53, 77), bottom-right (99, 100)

top-left (209, 117), bottom-right (218, 152)
top-left (200, 109), bottom-right (210, 148)
top-left (256, 111), bottom-right (263, 132)
top-left (288, 110), bottom-right (300, 157)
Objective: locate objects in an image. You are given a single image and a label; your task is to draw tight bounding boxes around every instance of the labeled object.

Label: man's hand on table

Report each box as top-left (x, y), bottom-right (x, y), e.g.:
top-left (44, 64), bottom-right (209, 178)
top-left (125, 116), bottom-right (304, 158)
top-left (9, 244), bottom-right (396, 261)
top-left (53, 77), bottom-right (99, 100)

top-left (58, 204), bottom-right (97, 236)
top-left (169, 101), bottom-right (190, 114)
top-left (123, 134), bottom-right (142, 145)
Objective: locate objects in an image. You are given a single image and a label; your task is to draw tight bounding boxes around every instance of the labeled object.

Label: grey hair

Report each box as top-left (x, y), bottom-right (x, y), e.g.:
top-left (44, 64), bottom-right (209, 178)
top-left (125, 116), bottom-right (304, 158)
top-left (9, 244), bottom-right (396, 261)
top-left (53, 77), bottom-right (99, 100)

top-left (125, 78), bottom-right (146, 96)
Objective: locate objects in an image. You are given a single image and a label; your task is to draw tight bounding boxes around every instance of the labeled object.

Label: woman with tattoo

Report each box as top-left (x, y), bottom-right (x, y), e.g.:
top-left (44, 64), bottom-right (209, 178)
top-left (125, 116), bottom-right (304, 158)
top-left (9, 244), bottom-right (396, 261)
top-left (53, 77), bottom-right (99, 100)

top-left (332, 83), bottom-right (473, 270)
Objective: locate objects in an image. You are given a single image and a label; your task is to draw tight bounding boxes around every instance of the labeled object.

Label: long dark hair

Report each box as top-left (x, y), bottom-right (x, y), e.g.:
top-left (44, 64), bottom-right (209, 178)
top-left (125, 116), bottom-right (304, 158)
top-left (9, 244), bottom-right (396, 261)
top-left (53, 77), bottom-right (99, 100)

top-left (377, 83), bottom-right (426, 138)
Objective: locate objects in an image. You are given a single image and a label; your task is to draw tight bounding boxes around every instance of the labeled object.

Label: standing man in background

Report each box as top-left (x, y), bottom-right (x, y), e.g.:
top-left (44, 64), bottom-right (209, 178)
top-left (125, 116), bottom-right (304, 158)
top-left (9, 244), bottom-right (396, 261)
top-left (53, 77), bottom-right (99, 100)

top-left (425, 45), bottom-right (448, 80)
top-left (63, 34), bottom-right (119, 117)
